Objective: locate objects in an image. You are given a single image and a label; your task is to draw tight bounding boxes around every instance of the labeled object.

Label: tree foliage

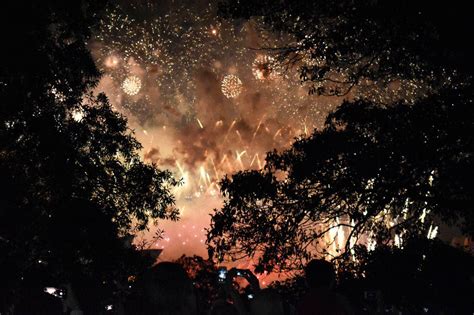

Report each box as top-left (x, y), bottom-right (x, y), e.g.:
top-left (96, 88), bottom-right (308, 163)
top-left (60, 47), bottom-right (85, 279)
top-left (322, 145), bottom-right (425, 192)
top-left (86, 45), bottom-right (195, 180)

top-left (219, 0), bottom-right (472, 96)
top-left (338, 238), bottom-right (474, 313)
top-left (210, 0), bottom-right (473, 274)
top-left (207, 86), bottom-right (473, 272)
top-left (175, 255), bottom-right (221, 313)
top-left (0, 0), bottom-right (178, 311)
top-left (270, 238), bottom-right (473, 313)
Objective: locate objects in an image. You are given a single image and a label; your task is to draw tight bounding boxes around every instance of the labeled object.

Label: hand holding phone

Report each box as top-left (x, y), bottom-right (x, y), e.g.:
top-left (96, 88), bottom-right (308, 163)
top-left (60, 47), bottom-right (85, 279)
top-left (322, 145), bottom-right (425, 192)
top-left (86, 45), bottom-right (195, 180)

top-left (217, 266), bottom-right (228, 283)
top-left (44, 287), bottom-right (67, 299)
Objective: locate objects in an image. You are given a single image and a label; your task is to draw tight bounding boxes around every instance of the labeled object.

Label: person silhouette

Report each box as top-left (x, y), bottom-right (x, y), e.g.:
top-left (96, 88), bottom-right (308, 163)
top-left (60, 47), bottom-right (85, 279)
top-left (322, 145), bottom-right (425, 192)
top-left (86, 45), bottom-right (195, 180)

top-left (249, 288), bottom-right (285, 315)
top-left (126, 262), bottom-right (198, 315)
top-left (296, 259), bottom-right (353, 315)
top-left (210, 299), bottom-right (239, 315)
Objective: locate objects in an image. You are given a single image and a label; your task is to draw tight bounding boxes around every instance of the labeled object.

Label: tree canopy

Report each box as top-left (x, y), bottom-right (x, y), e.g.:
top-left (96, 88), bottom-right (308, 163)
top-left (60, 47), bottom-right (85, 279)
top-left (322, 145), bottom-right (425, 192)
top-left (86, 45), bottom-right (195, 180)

top-left (0, 0), bottom-right (178, 311)
top-left (338, 238), bottom-right (474, 313)
top-left (207, 86), bottom-right (473, 272)
top-left (219, 0), bottom-right (472, 96)
top-left (207, 0), bottom-right (474, 274)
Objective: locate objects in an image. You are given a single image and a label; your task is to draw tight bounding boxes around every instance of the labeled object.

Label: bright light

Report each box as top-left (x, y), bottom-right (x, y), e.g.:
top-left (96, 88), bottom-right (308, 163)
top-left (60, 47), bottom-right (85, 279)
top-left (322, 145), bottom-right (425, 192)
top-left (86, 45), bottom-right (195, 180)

top-left (122, 76), bottom-right (142, 96)
top-left (221, 75), bottom-right (243, 98)
top-left (252, 55), bottom-right (277, 80)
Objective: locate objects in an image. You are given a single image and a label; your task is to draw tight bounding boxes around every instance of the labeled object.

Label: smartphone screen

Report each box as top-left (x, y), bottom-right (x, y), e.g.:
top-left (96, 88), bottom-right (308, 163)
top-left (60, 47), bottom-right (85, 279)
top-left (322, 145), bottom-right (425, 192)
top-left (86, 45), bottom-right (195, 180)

top-left (44, 287), bottom-right (66, 299)
top-left (217, 267), bottom-right (227, 282)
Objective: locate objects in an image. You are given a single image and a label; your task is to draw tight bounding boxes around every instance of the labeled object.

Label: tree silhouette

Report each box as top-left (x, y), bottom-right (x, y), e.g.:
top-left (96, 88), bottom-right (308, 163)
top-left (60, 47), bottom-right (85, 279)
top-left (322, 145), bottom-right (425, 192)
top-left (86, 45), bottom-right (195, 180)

top-left (207, 86), bottom-right (473, 272)
top-left (337, 238), bottom-right (474, 313)
top-left (0, 0), bottom-right (178, 312)
top-left (219, 0), bottom-right (473, 96)
top-left (175, 255), bottom-right (221, 313)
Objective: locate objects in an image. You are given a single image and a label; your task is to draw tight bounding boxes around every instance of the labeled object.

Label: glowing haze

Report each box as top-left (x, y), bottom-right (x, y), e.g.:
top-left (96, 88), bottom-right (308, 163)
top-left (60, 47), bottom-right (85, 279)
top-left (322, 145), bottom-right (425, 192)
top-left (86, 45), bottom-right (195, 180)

top-left (89, 0), bottom-right (342, 262)
top-left (89, 0), bottom-right (420, 263)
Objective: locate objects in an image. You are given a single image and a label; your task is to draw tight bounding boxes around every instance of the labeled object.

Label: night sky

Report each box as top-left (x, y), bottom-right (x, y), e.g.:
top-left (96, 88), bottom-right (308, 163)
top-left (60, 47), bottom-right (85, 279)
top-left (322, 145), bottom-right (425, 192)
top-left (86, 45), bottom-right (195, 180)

top-left (89, 0), bottom-right (431, 262)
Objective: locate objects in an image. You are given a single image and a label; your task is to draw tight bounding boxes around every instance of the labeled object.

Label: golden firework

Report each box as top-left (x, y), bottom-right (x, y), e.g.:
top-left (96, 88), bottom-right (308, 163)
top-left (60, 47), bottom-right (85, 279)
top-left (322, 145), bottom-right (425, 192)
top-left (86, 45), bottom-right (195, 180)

top-left (221, 74), bottom-right (243, 98)
top-left (252, 55), bottom-right (277, 80)
top-left (122, 75), bottom-right (142, 96)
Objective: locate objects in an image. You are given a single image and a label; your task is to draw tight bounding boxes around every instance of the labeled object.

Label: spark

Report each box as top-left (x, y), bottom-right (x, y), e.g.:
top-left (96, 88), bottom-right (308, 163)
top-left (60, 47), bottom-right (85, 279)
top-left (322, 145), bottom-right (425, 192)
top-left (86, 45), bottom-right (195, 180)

top-left (236, 150), bottom-right (247, 170)
top-left (209, 157), bottom-right (219, 179)
top-left (427, 224), bottom-right (438, 239)
top-left (199, 166), bottom-right (211, 186)
top-left (273, 128), bottom-right (282, 140)
top-left (235, 130), bottom-right (243, 143)
top-left (252, 117), bottom-right (265, 142)
top-left (228, 120), bottom-right (237, 132)
top-left (224, 120), bottom-right (237, 143)
top-left (249, 153), bottom-right (258, 168)
top-left (196, 118), bottom-right (204, 129)
top-left (236, 150), bottom-right (247, 160)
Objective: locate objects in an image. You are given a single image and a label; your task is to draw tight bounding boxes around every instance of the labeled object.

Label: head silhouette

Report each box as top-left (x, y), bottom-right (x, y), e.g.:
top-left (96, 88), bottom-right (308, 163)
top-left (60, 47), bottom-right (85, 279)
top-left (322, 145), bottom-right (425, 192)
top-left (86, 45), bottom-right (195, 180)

top-left (210, 299), bottom-right (239, 315)
top-left (139, 262), bottom-right (197, 315)
top-left (304, 259), bottom-right (335, 289)
top-left (250, 289), bottom-right (285, 315)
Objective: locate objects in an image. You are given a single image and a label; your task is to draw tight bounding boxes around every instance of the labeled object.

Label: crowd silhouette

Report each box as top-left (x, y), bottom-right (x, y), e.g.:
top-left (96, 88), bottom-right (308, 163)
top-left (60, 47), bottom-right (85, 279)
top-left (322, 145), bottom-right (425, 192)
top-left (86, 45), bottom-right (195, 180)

top-left (17, 259), bottom-right (353, 315)
top-left (11, 252), bottom-right (473, 314)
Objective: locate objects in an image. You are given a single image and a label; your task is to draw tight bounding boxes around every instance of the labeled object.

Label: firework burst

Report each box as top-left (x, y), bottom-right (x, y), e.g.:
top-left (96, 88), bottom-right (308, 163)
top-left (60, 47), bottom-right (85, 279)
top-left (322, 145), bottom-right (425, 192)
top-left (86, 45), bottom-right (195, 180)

top-left (88, 1), bottom-right (374, 260)
top-left (221, 74), bottom-right (243, 98)
top-left (122, 75), bottom-right (142, 96)
top-left (252, 55), bottom-right (278, 80)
